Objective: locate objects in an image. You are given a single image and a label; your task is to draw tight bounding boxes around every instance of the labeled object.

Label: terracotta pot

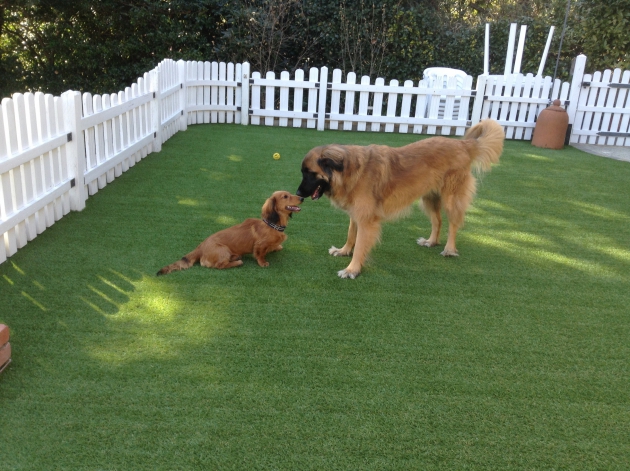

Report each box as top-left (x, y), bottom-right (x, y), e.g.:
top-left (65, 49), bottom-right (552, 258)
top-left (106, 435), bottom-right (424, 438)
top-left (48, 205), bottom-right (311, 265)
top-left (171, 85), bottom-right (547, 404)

top-left (532, 99), bottom-right (569, 149)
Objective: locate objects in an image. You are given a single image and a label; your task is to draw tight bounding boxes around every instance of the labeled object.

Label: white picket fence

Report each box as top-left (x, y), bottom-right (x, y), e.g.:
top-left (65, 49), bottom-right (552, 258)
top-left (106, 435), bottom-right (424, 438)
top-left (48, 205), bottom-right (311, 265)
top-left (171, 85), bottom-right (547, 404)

top-left (568, 56), bottom-right (630, 145)
top-left (1, 54), bottom-right (628, 265)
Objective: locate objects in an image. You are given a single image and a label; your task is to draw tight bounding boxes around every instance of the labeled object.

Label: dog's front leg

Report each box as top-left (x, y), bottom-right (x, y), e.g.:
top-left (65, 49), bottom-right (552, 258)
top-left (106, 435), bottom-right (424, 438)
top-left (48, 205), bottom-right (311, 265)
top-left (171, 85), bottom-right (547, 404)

top-left (329, 218), bottom-right (357, 257)
top-left (253, 243), bottom-right (270, 267)
top-left (337, 219), bottom-right (380, 279)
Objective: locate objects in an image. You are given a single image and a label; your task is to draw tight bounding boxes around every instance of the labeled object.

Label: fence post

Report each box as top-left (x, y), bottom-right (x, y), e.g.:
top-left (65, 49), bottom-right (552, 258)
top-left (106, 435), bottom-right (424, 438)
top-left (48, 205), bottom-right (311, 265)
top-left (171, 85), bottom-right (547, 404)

top-left (317, 66), bottom-right (329, 131)
top-left (566, 54), bottom-right (587, 143)
top-left (61, 90), bottom-right (86, 211)
top-left (470, 75), bottom-right (487, 126)
top-left (240, 62), bottom-right (250, 126)
top-left (151, 67), bottom-right (162, 152)
top-left (177, 60), bottom-right (188, 132)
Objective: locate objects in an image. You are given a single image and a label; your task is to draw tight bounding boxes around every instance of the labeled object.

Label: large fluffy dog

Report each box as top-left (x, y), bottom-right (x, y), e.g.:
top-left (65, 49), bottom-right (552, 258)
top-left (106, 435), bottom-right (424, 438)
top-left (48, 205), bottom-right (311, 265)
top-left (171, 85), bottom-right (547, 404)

top-left (157, 191), bottom-right (303, 275)
top-left (296, 119), bottom-right (504, 279)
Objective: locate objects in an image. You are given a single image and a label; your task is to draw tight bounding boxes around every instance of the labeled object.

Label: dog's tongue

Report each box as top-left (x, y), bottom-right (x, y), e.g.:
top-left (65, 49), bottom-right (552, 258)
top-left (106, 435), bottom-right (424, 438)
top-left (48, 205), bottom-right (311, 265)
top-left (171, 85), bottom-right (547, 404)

top-left (286, 206), bottom-right (301, 212)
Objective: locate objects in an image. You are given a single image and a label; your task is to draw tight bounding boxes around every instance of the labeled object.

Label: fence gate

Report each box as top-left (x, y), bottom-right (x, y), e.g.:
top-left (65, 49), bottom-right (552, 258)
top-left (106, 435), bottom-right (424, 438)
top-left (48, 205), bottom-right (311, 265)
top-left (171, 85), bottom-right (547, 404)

top-left (569, 56), bottom-right (630, 146)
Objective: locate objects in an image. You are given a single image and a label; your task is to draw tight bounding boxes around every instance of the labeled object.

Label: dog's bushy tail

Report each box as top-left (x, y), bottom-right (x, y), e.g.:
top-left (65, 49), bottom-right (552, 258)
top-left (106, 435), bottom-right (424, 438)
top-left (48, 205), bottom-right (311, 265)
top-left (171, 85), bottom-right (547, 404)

top-left (464, 119), bottom-right (505, 173)
top-left (156, 248), bottom-right (201, 276)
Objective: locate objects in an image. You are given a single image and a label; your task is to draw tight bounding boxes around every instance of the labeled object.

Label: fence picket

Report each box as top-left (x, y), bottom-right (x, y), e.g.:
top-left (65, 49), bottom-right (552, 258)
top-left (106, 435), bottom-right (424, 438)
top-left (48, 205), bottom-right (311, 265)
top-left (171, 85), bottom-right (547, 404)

top-left (329, 70), bottom-right (342, 130)
top-left (210, 62), bottom-right (218, 124)
top-left (413, 80), bottom-right (428, 134)
top-left (265, 71), bottom-right (275, 126)
top-left (83, 93), bottom-right (99, 195)
top-left (250, 72), bottom-right (261, 126)
top-left (398, 80), bottom-right (413, 134)
top-left (385, 79), bottom-right (398, 133)
top-left (129, 83), bottom-right (140, 164)
top-left (317, 67), bottom-right (328, 131)
top-left (279, 71), bottom-right (290, 127)
top-left (307, 68), bottom-right (318, 129)
top-left (218, 62), bottom-right (226, 124)
top-left (100, 94), bottom-right (115, 183)
top-left (237, 63), bottom-right (246, 125)
top-left (371, 78), bottom-right (385, 133)
top-left (226, 63), bottom-right (234, 124)
top-left (293, 70), bottom-right (304, 128)
top-left (357, 76), bottom-right (370, 132)
top-left (92, 95), bottom-right (107, 190)
top-left (343, 72), bottom-right (356, 131)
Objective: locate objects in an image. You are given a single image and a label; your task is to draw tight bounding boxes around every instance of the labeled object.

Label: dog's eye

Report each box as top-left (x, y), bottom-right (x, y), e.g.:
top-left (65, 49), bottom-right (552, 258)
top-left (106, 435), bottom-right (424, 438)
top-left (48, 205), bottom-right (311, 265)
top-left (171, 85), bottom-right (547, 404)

top-left (283, 195), bottom-right (288, 199)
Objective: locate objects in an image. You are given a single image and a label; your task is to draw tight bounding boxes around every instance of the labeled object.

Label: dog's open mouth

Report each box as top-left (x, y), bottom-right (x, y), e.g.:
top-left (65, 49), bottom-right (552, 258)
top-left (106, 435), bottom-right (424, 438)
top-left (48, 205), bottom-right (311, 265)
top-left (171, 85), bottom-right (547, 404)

top-left (286, 206), bottom-right (301, 212)
top-left (312, 186), bottom-right (322, 200)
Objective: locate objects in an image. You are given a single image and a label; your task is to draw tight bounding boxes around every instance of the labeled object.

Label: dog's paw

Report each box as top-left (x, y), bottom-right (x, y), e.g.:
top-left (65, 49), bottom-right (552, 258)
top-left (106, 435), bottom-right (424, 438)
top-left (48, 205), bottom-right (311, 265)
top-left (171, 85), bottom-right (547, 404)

top-left (329, 246), bottom-right (351, 257)
top-left (337, 268), bottom-right (360, 279)
top-left (440, 249), bottom-right (459, 257)
top-left (417, 237), bottom-right (437, 247)
top-left (258, 261), bottom-right (270, 267)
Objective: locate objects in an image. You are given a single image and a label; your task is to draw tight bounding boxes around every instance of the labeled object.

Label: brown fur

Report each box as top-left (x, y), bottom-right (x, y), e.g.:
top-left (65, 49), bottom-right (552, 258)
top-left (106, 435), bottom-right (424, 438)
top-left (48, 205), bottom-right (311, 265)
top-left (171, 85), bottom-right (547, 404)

top-left (296, 119), bottom-right (505, 278)
top-left (157, 191), bottom-right (303, 275)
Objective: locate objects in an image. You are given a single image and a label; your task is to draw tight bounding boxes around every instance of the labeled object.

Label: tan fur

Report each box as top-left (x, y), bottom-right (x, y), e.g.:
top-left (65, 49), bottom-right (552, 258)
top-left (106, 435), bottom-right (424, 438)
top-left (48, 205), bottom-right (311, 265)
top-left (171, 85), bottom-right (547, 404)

top-left (299, 119), bottom-right (504, 278)
top-left (157, 191), bottom-right (303, 275)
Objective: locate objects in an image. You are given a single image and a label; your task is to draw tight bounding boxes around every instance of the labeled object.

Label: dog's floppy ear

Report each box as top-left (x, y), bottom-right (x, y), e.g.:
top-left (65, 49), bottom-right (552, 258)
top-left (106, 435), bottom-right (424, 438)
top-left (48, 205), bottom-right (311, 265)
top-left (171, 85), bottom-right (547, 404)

top-left (317, 146), bottom-right (345, 178)
top-left (261, 195), bottom-right (280, 224)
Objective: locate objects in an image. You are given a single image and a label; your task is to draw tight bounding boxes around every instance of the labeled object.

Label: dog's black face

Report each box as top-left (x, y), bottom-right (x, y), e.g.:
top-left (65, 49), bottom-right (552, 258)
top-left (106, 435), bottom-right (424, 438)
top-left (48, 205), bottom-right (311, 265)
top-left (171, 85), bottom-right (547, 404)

top-left (296, 165), bottom-right (330, 201)
top-left (296, 147), bottom-right (344, 200)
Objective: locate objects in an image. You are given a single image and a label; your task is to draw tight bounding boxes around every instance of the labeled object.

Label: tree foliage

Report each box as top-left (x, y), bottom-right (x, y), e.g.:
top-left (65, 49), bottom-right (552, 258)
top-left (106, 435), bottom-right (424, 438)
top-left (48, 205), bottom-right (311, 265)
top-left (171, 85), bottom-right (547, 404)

top-left (0, 0), bottom-right (626, 98)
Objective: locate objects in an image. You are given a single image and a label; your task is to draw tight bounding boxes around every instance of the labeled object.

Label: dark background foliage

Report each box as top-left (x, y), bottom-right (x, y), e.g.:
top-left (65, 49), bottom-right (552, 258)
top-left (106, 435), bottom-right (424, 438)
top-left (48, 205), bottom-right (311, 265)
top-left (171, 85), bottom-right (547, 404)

top-left (0, 0), bottom-right (626, 98)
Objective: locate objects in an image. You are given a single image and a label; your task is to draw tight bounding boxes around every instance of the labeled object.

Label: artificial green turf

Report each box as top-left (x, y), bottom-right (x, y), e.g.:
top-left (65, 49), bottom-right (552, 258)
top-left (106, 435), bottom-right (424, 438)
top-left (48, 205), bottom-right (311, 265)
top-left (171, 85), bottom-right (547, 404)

top-left (1, 124), bottom-right (629, 469)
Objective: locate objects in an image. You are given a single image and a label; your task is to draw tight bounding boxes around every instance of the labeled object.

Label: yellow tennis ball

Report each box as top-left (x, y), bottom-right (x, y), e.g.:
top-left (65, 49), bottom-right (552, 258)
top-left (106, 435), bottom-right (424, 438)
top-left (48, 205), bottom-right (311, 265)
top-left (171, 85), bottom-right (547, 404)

top-left (273, 152), bottom-right (281, 160)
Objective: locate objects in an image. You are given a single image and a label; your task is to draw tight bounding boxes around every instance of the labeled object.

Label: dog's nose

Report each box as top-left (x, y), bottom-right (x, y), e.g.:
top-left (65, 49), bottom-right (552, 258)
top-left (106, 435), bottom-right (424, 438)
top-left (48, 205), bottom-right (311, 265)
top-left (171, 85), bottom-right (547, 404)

top-left (299, 197), bottom-right (304, 202)
top-left (296, 189), bottom-right (304, 197)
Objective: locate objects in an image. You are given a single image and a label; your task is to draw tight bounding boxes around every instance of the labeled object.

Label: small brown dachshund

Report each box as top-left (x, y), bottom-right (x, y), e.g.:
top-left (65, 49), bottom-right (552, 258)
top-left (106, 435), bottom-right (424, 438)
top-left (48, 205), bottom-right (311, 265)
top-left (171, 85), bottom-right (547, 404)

top-left (157, 191), bottom-right (303, 275)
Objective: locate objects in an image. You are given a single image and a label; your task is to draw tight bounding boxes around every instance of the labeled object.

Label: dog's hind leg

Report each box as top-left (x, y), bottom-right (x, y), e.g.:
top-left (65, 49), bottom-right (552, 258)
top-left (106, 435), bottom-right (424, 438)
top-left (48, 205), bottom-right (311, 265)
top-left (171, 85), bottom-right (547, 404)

top-left (330, 218), bottom-right (357, 257)
top-left (338, 219), bottom-right (380, 279)
top-left (418, 192), bottom-right (442, 247)
top-left (201, 246), bottom-right (243, 269)
top-left (441, 174), bottom-right (476, 257)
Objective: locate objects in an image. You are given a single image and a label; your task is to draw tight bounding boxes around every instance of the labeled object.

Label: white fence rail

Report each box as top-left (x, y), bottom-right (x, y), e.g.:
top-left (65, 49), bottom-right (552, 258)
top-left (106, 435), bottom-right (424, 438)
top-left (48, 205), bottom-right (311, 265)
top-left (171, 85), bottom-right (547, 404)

top-left (1, 54), bottom-right (627, 264)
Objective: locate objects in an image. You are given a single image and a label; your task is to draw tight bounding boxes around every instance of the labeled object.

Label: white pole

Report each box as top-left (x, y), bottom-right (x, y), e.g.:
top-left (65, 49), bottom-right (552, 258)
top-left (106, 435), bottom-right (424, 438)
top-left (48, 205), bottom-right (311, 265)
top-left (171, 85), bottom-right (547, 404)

top-left (317, 66), bottom-right (328, 131)
top-left (61, 90), bottom-right (86, 211)
top-left (504, 23), bottom-right (517, 75)
top-left (240, 62), bottom-right (250, 126)
top-left (150, 67), bottom-right (162, 152)
top-left (537, 26), bottom-right (555, 76)
top-left (177, 60), bottom-right (188, 132)
top-left (513, 25), bottom-right (527, 74)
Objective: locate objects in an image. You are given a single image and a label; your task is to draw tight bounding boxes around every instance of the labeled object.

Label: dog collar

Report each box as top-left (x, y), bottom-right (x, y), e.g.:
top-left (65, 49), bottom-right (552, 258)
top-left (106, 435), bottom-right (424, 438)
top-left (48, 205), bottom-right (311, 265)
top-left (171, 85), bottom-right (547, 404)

top-left (263, 219), bottom-right (286, 232)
